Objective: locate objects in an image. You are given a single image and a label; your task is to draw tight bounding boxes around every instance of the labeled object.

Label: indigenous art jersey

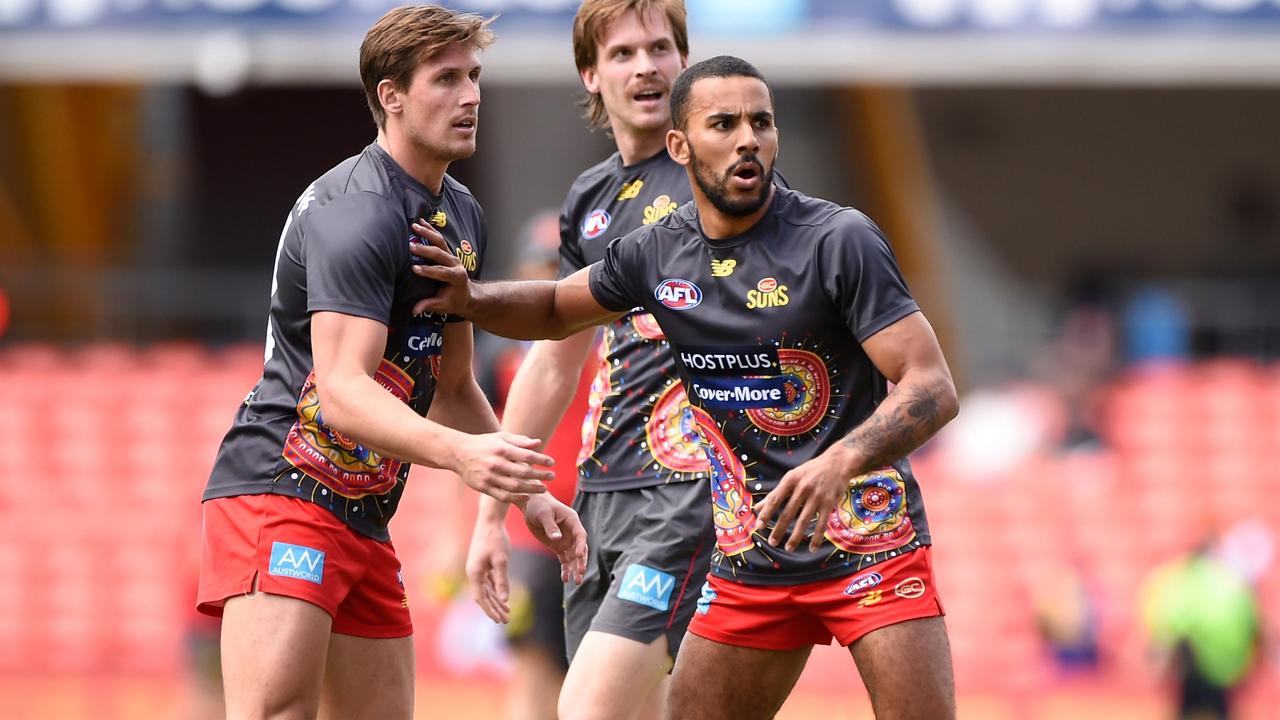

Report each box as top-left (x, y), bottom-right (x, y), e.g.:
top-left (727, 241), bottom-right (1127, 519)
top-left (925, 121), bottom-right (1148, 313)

top-left (589, 186), bottom-right (931, 585)
top-left (203, 142), bottom-right (486, 541)
top-left (557, 149), bottom-right (706, 492)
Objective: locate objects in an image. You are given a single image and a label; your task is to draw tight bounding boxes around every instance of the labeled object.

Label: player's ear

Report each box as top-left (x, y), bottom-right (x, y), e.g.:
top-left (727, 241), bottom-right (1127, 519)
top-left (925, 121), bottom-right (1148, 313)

top-left (580, 65), bottom-right (600, 95)
top-left (667, 128), bottom-right (690, 167)
top-left (377, 79), bottom-right (402, 118)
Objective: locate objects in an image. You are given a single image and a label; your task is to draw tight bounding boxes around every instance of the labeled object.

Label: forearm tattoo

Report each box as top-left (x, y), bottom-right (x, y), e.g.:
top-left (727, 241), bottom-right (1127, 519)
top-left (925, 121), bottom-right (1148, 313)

top-left (841, 382), bottom-right (944, 471)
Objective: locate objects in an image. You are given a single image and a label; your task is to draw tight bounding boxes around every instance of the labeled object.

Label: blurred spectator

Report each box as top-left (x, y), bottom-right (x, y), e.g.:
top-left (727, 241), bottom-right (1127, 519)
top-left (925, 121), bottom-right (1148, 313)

top-left (1031, 559), bottom-right (1101, 673)
top-left (1034, 281), bottom-right (1117, 453)
top-left (1140, 538), bottom-right (1262, 720)
top-left (1124, 285), bottom-right (1191, 365)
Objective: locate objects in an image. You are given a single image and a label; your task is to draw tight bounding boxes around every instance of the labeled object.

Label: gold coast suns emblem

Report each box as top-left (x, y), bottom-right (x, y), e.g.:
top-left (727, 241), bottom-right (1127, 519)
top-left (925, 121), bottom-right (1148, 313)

top-left (454, 240), bottom-right (478, 272)
top-left (746, 276), bottom-right (788, 309)
top-left (428, 210), bottom-right (447, 228)
top-left (616, 179), bottom-right (644, 201)
top-left (710, 258), bottom-right (737, 277)
top-left (643, 194), bottom-right (679, 225)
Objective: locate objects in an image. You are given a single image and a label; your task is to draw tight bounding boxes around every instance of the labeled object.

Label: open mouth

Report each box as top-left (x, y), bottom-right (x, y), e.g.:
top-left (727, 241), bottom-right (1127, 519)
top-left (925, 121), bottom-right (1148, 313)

top-left (453, 118), bottom-right (476, 130)
top-left (733, 164), bottom-right (760, 182)
top-left (634, 90), bottom-right (663, 103)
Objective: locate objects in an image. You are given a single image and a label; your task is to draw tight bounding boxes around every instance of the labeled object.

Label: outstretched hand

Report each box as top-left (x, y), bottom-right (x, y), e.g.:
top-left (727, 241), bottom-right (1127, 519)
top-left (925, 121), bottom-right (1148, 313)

top-left (753, 447), bottom-right (855, 553)
top-left (451, 431), bottom-right (554, 504)
top-left (521, 494), bottom-right (589, 584)
top-left (409, 220), bottom-right (474, 317)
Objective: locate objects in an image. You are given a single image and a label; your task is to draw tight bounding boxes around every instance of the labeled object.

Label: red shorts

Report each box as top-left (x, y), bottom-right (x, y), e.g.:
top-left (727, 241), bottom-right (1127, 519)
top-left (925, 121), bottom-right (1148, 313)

top-left (688, 547), bottom-right (944, 650)
top-left (196, 493), bottom-right (413, 638)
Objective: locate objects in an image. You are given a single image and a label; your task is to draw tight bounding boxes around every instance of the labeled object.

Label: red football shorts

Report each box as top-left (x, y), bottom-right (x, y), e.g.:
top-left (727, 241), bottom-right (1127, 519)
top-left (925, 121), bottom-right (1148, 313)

top-left (688, 547), bottom-right (944, 650)
top-left (197, 493), bottom-right (412, 638)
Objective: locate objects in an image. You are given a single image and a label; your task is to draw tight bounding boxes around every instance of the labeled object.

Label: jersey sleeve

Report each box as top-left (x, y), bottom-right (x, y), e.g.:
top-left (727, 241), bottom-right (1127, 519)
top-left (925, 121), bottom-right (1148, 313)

top-left (588, 233), bottom-right (645, 313)
top-left (818, 210), bottom-right (920, 342)
top-left (557, 201), bottom-right (589, 280)
top-left (304, 192), bottom-right (405, 324)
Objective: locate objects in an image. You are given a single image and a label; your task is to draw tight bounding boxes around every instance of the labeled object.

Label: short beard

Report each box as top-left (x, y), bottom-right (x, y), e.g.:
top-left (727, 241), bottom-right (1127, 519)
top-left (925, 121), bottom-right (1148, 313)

top-left (689, 147), bottom-right (772, 218)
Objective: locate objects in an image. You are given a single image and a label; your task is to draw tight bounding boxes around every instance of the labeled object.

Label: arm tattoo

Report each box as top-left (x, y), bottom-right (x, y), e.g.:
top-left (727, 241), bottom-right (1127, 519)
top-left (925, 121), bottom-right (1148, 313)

top-left (841, 382), bottom-right (944, 471)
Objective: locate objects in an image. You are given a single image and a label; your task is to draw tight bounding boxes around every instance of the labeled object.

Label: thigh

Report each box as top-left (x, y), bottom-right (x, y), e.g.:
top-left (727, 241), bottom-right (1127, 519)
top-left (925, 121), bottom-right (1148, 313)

top-left (848, 616), bottom-right (956, 720)
top-left (666, 633), bottom-right (811, 720)
top-left (559, 631), bottom-right (673, 720)
top-left (221, 591), bottom-right (332, 720)
top-left (318, 633), bottom-right (415, 720)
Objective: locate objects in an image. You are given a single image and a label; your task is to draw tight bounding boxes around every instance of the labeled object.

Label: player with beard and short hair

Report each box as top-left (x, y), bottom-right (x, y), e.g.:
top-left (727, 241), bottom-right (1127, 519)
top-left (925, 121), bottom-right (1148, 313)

top-left (409, 54), bottom-right (959, 720)
top-left (196, 7), bottom-right (586, 719)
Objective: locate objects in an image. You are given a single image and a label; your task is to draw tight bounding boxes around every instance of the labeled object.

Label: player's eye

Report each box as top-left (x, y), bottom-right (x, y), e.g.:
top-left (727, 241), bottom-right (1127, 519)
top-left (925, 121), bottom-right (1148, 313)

top-left (438, 73), bottom-right (455, 84)
top-left (652, 41), bottom-right (669, 54)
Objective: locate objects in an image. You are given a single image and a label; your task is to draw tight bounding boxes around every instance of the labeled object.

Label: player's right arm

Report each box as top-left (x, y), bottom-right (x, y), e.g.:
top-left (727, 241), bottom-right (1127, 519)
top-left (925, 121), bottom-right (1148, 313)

top-left (408, 221), bottom-right (625, 339)
top-left (311, 311), bottom-right (555, 503)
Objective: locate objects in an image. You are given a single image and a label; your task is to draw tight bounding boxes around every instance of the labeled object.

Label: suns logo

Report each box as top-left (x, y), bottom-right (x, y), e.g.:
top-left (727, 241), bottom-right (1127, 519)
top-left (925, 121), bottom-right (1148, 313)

top-left (428, 210), bottom-right (447, 228)
top-left (745, 276), bottom-right (789, 309)
top-left (454, 239), bottom-right (477, 272)
top-left (710, 258), bottom-right (737, 277)
top-left (654, 279), bottom-right (702, 310)
top-left (643, 194), bottom-right (679, 225)
top-left (616, 179), bottom-right (644, 201)
top-left (582, 209), bottom-right (611, 239)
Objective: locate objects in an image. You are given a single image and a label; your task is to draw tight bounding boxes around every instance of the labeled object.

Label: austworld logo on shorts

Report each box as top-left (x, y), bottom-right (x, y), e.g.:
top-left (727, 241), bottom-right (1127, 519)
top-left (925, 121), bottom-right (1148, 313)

top-left (617, 564), bottom-right (677, 611)
top-left (268, 542), bottom-right (326, 585)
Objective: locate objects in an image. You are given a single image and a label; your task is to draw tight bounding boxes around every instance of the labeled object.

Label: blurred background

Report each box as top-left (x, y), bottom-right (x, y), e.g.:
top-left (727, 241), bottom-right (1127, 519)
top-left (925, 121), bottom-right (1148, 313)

top-left (1, 0), bottom-right (1278, 718)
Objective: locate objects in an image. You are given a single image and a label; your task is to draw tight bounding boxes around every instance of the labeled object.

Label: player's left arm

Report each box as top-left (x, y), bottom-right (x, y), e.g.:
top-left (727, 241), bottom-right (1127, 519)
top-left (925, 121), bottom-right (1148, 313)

top-left (756, 311), bottom-right (958, 551)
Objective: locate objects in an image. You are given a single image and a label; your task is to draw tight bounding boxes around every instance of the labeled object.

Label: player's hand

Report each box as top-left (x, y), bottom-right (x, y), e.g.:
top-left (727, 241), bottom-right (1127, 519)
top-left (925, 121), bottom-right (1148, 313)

top-left (449, 431), bottom-right (554, 503)
top-left (466, 515), bottom-right (512, 623)
top-left (408, 220), bottom-right (474, 317)
top-left (753, 445), bottom-right (856, 552)
top-left (521, 494), bottom-right (589, 584)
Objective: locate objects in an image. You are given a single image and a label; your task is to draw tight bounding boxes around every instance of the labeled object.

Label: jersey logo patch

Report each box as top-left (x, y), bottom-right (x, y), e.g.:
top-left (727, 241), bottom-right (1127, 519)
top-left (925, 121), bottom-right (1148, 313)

top-left (616, 179), bottom-right (644, 201)
top-left (746, 277), bottom-right (789, 309)
top-left (696, 581), bottom-right (716, 615)
top-left (268, 542), bottom-right (325, 585)
top-left (655, 278), bottom-right (702, 310)
top-left (843, 571), bottom-right (883, 596)
top-left (689, 375), bottom-right (794, 410)
top-left (582, 209), bottom-right (611, 239)
top-left (617, 564), bottom-right (677, 611)
top-left (643, 194), bottom-right (680, 225)
top-left (454, 239), bottom-right (478, 272)
top-left (428, 210), bottom-right (447, 228)
top-left (710, 258), bottom-right (737, 277)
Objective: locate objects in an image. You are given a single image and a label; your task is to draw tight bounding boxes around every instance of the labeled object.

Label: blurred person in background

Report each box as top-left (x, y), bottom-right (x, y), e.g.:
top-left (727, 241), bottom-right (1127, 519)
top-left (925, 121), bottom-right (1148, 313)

top-left (477, 209), bottom-right (595, 720)
top-left (410, 54), bottom-right (959, 720)
top-left (1141, 535), bottom-right (1263, 720)
top-left (464, 3), bottom-right (722, 718)
top-left (193, 7), bottom-right (585, 719)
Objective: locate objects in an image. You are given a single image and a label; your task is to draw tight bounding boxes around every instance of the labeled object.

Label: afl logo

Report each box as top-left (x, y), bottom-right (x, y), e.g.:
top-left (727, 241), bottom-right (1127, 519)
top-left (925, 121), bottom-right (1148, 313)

top-left (581, 209), bottom-right (611, 239)
top-left (654, 279), bottom-right (702, 310)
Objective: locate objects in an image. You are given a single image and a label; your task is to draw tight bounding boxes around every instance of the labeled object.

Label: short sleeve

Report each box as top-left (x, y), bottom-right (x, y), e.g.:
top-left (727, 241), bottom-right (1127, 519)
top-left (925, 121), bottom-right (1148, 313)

top-left (588, 234), bottom-right (645, 313)
top-left (304, 192), bottom-right (405, 324)
top-left (557, 204), bottom-right (588, 280)
top-left (818, 210), bottom-right (920, 342)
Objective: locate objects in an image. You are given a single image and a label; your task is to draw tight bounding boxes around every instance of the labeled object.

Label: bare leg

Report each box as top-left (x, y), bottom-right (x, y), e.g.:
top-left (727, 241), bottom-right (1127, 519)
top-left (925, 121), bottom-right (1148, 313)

top-left (848, 617), bottom-right (955, 720)
top-left (665, 634), bottom-right (812, 720)
top-left (506, 646), bottom-right (566, 720)
top-left (559, 632), bottom-right (673, 720)
top-left (221, 592), bottom-right (331, 720)
top-left (317, 632), bottom-right (414, 720)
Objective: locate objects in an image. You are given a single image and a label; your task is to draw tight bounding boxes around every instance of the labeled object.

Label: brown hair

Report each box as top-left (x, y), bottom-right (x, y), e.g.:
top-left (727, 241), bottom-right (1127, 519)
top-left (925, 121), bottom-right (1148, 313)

top-left (572, 0), bottom-right (689, 129)
top-left (360, 5), bottom-right (496, 129)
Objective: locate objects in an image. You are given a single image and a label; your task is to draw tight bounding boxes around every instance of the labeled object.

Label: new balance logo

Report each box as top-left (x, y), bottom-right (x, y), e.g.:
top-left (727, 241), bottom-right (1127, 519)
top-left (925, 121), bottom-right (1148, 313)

top-left (617, 564), bottom-right (676, 611)
top-left (269, 542), bottom-right (325, 585)
top-left (710, 258), bottom-right (737, 277)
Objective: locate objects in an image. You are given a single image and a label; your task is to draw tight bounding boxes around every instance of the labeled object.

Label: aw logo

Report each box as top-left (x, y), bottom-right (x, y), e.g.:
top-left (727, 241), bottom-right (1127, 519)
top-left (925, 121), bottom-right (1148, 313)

top-left (581, 209), bottom-right (611, 240)
top-left (617, 564), bottom-right (676, 611)
top-left (654, 279), bottom-right (702, 311)
top-left (269, 542), bottom-right (325, 585)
